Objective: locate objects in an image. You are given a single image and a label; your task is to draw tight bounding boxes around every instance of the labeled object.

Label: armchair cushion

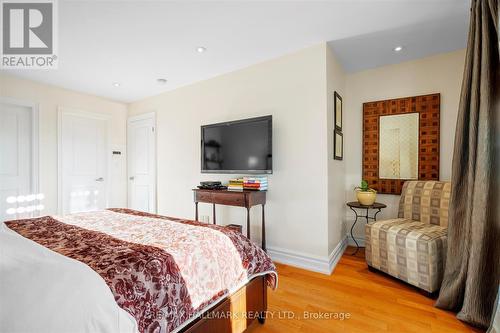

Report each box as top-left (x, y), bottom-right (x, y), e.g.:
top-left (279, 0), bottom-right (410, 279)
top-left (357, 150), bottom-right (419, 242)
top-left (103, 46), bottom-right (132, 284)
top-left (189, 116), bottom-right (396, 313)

top-left (398, 181), bottom-right (451, 227)
top-left (365, 218), bottom-right (447, 293)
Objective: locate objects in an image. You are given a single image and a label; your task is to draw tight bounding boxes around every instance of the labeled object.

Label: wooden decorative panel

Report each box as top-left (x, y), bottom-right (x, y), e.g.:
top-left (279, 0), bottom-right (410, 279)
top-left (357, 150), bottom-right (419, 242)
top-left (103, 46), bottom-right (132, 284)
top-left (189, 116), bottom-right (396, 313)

top-left (362, 93), bottom-right (440, 195)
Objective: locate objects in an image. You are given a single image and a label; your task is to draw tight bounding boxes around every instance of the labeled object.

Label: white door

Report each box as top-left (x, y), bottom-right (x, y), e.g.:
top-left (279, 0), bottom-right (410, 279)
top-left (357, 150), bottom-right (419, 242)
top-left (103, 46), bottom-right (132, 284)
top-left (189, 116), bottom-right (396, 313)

top-left (128, 114), bottom-right (156, 213)
top-left (0, 102), bottom-right (32, 221)
top-left (60, 111), bottom-right (108, 214)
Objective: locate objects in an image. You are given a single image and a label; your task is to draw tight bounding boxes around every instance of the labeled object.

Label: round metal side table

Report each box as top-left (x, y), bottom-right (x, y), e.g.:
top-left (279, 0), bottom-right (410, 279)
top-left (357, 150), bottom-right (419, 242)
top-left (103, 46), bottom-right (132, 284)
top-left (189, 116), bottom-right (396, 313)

top-left (346, 201), bottom-right (387, 255)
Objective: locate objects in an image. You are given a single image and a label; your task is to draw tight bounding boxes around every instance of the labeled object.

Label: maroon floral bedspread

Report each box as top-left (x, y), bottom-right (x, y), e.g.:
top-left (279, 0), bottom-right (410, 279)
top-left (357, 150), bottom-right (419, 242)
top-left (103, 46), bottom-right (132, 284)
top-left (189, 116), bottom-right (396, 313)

top-left (5, 209), bottom-right (277, 333)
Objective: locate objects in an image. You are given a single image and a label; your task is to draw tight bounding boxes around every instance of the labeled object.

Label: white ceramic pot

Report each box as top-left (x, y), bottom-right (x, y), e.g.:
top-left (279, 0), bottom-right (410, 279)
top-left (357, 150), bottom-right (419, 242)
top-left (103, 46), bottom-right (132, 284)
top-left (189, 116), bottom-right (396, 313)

top-left (356, 190), bottom-right (377, 206)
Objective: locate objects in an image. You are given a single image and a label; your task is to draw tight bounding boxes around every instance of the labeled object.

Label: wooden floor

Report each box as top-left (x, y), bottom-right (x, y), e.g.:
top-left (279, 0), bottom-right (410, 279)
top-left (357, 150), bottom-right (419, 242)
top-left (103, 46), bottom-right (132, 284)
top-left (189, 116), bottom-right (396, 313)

top-left (247, 247), bottom-right (483, 333)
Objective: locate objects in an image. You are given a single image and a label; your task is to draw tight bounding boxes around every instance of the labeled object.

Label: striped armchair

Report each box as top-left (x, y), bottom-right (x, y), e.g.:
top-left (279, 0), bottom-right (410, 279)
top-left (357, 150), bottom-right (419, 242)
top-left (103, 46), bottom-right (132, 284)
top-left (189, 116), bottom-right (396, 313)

top-left (365, 181), bottom-right (451, 294)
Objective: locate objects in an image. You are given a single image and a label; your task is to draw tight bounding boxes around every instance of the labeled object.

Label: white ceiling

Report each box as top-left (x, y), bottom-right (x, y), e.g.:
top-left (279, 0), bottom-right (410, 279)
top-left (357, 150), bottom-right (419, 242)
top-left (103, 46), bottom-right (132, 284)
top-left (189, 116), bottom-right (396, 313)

top-left (329, 11), bottom-right (469, 72)
top-left (1, 0), bottom-right (470, 103)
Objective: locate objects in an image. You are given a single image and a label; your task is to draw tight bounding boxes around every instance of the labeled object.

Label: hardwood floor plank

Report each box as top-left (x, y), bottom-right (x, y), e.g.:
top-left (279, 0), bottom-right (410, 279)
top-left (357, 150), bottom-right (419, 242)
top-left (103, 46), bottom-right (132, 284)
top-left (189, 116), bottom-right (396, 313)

top-left (246, 247), bottom-right (482, 333)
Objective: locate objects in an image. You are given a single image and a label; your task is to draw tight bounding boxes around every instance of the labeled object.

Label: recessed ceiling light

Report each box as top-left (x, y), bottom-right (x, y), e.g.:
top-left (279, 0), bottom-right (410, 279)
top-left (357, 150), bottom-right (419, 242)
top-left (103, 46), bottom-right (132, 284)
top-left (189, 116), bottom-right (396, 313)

top-left (196, 46), bottom-right (207, 53)
top-left (112, 82), bottom-right (120, 87)
top-left (393, 46), bottom-right (404, 52)
top-left (157, 78), bottom-right (167, 84)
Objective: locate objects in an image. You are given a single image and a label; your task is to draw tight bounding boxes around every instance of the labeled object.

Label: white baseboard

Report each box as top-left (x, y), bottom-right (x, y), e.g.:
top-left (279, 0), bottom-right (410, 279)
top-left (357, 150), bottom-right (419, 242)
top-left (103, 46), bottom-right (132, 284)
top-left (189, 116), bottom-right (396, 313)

top-left (328, 236), bottom-right (348, 273)
top-left (267, 236), bottom-right (347, 275)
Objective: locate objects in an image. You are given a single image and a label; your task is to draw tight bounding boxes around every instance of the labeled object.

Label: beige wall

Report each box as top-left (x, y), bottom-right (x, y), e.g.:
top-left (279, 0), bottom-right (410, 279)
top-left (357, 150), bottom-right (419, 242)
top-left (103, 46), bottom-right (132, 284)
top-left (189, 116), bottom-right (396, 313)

top-left (129, 44), bottom-right (333, 261)
top-left (344, 49), bottom-right (466, 243)
top-left (0, 74), bottom-right (128, 215)
top-left (326, 46), bottom-right (347, 255)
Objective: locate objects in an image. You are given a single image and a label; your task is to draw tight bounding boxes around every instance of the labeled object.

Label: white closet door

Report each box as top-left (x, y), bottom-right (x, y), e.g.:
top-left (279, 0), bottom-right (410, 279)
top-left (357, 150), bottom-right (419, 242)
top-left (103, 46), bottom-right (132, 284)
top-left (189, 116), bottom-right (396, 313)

top-left (0, 103), bottom-right (32, 222)
top-left (60, 112), bottom-right (108, 214)
top-left (128, 114), bottom-right (156, 213)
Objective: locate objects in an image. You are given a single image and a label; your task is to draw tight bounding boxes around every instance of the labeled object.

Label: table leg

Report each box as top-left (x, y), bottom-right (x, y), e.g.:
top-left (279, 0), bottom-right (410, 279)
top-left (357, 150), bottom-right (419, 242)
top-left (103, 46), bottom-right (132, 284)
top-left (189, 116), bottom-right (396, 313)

top-left (374, 208), bottom-right (382, 220)
top-left (349, 206), bottom-right (360, 255)
top-left (213, 203), bottom-right (216, 225)
top-left (246, 207), bottom-right (250, 239)
top-left (261, 204), bottom-right (266, 252)
top-left (195, 202), bottom-right (198, 221)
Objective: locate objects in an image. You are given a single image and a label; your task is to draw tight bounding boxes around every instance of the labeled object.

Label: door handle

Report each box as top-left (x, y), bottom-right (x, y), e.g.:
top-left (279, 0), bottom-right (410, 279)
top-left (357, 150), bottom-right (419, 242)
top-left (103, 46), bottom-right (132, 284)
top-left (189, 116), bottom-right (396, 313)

top-left (129, 176), bottom-right (135, 181)
top-left (95, 177), bottom-right (104, 182)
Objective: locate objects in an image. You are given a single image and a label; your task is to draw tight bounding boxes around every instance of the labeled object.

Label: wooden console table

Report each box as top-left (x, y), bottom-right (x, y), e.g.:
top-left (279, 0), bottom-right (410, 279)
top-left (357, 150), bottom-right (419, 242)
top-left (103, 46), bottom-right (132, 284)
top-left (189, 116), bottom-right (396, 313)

top-left (193, 189), bottom-right (267, 251)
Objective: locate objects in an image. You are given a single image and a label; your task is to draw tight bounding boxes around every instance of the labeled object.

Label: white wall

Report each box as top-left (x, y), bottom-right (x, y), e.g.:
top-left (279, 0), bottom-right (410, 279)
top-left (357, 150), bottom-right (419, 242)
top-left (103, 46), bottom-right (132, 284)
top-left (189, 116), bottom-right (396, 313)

top-left (344, 49), bottom-right (466, 244)
top-left (129, 44), bottom-right (333, 263)
top-left (326, 46), bottom-right (347, 256)
top-left (0, 74), bottom-right (128, 215)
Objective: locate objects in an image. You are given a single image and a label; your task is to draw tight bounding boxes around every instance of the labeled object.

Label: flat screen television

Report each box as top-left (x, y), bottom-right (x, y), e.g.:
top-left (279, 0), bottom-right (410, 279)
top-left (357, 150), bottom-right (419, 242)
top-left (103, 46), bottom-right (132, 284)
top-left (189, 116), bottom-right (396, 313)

top-left (201, 115), bottom-right (272, 174)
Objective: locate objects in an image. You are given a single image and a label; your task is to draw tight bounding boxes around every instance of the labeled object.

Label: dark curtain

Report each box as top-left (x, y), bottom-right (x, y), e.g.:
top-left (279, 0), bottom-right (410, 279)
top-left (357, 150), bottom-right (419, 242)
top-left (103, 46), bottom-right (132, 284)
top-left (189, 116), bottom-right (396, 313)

top-left (435, 0), bottom-right (500, 329)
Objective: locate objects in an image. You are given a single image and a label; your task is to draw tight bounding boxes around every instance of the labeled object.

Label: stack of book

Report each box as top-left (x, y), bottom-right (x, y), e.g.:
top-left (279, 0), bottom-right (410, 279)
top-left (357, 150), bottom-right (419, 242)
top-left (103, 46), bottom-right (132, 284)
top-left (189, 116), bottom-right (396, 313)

top-left (227, 178), bottom-right (244, 191)
top-left (243, 176), bottom-right (268, 191)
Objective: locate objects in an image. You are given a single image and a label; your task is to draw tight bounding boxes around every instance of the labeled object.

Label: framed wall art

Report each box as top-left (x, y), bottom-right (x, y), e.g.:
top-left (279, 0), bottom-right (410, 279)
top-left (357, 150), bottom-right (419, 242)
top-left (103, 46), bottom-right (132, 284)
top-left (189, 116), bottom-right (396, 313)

top-left (334, 129), bottom-right (343, 160)
top-left (334, 91), bottom-right (342, 131)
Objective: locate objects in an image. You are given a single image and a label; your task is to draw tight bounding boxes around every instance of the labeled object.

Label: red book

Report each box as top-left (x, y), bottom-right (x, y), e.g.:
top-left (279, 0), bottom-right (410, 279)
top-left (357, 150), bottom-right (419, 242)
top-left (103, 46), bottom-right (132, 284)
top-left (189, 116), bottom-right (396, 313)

top-left (244, 184), bottom-right (260, 189)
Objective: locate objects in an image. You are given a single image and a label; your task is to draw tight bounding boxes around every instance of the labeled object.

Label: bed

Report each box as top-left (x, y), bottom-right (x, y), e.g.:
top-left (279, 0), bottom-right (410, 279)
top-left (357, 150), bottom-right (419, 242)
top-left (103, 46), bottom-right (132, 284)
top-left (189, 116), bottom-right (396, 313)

top-left (0, 208), bottom-right (277, 333)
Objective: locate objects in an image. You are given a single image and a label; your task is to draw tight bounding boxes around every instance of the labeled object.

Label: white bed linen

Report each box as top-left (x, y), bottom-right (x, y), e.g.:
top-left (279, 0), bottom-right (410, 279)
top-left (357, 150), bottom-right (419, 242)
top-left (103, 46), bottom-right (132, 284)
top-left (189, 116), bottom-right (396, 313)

top-left (0, 222), bottom-right (138, 333)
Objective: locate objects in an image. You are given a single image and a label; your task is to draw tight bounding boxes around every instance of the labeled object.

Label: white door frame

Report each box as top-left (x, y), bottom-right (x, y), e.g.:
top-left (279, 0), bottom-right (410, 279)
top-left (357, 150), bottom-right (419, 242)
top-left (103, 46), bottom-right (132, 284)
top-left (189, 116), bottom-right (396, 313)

top-left (0, 97), bottom-right (40, 215)
top-left (127, 112), bottom-right (157, 213)
top-left (57, 107), bottom-right (111, 214)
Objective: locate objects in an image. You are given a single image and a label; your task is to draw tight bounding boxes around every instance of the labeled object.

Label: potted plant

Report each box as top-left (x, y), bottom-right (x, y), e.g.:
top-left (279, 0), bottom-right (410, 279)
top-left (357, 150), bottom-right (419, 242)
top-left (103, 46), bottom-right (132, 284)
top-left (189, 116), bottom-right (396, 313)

top-left (355, 180), bottom-right (377, 206)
